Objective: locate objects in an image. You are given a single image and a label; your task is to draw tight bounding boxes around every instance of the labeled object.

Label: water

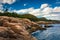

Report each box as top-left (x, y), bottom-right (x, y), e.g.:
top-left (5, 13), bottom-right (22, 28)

top-left (32, 24), bottom-right (60, 40)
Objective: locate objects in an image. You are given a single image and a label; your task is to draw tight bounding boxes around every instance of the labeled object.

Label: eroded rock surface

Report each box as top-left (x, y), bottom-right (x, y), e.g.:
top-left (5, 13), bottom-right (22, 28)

top-left (0, 16), bottom-right (44, 40)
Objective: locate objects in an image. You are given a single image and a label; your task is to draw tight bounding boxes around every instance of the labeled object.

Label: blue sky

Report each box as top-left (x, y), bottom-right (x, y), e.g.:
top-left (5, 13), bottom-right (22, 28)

top-left (0, 0), bottom-right (60, 20)
top-left (3, 0), bottom-right (60, 10)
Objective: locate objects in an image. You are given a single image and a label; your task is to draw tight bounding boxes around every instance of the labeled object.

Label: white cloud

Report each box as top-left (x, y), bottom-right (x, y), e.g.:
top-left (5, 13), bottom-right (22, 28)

top-left (0, 4), bottom-right (3, 12)
top-left (13, 4), bottom-right (60, 20)
top-left (53, 7), bottom-right (60, 12)
top-left (42, 7), bottom-right (53, 14)
top-left (0, 4), bottom-right (3, 9)
top-left (13, 7), bottom-right (41, 16)
top-left (47, 16), bottom-right (60, 20)
top-left (42, 14), bottom-right (58, 17)
top-left (40, 4), bottom-right (49, 9)
top-left (29, 9), bottom-right (41, 16)
top-left (14, 9), bottom-right (28, 13)
top-left (0, 0), bottom-right (16, 4)
top-left (0, 0), bottom-right (16, 13)
top-left (13, 7), bottom-right (34, 14)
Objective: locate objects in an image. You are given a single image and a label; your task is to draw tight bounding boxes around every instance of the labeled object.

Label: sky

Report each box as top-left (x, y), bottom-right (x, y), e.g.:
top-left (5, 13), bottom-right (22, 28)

top-left (0, 0), bottom-right (60, 20)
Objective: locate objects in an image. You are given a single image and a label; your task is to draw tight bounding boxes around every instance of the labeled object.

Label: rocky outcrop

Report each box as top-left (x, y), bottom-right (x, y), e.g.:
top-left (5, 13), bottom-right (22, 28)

top-left (37, 21), bottom-right (53, 24)
top-left (0, 16), bottom-right (45, 40)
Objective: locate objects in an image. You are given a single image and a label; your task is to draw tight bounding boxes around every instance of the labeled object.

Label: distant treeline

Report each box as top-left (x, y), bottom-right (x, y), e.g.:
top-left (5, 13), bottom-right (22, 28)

top-left (0, 12), bottom-right (48, 21)
top-left (0, 12), bottom-right (60, 23)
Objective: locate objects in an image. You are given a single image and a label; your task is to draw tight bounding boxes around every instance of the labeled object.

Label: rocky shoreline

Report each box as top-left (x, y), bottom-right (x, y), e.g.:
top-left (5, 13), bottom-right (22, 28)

top-left (37, 21), bottom-right (60, 24)
top-left (0, 16), bottom-right (46, 40)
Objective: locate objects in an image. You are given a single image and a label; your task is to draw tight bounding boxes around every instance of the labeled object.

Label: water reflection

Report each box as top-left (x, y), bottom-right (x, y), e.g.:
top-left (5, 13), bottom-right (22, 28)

top-left (32, 24), bottom-right (60, 40)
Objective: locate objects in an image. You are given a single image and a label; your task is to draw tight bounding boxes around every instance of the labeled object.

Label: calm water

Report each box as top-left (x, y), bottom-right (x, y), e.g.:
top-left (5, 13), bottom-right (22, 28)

top-left (32, 24), bottom-right (60, 40)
